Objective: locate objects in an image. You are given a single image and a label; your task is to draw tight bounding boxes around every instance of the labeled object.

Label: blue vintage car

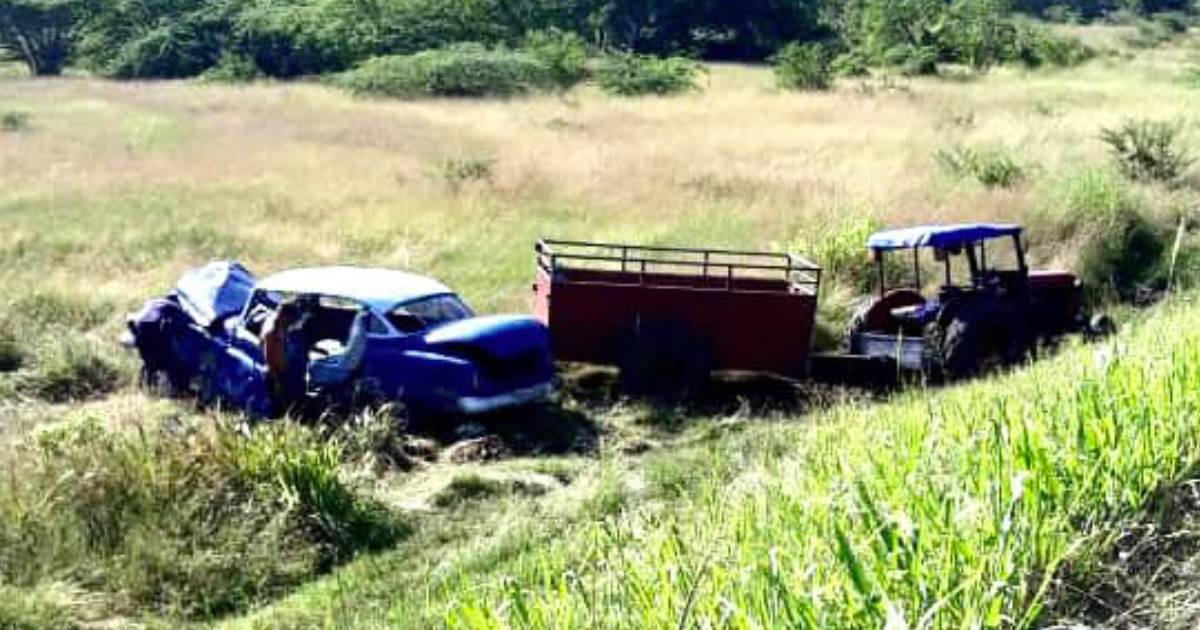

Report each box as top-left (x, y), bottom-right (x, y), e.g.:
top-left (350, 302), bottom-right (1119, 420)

top-left (125, 262), bottom-right (555, 417)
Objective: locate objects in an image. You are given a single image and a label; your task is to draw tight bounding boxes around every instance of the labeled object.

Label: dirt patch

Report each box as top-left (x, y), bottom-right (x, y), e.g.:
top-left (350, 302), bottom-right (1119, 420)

top-left (443, 435), bottom-right (510, 464)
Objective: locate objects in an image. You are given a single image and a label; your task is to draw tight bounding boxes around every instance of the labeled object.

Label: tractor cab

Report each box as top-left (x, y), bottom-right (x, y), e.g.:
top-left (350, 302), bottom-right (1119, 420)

top-left (848, 223), bottom-right (1090, 379)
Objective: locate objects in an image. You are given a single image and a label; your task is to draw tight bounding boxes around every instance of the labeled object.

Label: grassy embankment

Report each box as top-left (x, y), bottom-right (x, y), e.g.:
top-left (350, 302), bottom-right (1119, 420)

top-left (2, 26), bottom-right (1200, 627)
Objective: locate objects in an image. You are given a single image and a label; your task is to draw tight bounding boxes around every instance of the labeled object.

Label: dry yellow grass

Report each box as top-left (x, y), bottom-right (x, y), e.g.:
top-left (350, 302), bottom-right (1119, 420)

top-left (0, 31), bottom-right (1195, 330)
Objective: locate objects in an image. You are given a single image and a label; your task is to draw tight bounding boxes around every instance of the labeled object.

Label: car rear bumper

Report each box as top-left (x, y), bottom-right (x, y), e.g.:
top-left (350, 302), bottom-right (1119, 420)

top-left (456, 382), bottom-right (554, 415)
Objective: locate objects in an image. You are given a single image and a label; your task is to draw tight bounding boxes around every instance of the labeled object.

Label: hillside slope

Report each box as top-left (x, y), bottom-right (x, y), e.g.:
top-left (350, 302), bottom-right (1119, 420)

top-left (217, 298), bottom-right (1200, 629)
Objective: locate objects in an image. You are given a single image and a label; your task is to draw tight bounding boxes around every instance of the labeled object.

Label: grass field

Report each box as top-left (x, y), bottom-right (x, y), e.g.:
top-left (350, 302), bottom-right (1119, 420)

top-left (3, 27), bottom-right (1200, 628)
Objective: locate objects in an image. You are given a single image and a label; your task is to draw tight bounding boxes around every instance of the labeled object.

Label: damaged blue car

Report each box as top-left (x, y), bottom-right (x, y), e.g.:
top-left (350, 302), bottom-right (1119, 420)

top-left (125, 262), bottom-right (555, 418)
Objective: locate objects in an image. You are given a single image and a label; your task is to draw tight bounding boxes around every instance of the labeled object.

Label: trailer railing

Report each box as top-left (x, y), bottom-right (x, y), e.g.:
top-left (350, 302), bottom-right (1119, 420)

top-left (536, 239), bottom-right (821, 295)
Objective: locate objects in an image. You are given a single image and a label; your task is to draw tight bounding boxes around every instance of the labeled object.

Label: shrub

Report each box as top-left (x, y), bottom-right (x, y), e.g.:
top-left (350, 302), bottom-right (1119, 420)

top-left (1123, 17), bottom-right (1176, 48)
top-left (337, 44), bottom-right (552, 99)
top-left (0, 110), bottom-right (29, 132)
top-left (200, 53), bottom-right (263, 83)
top-left (1042, 4), bottom-right (1083, 23)
top-left (1036, 168), bottom-right (1169, 301)
top-left (1101, 118), bottom-right (1194, 184)
top-left (594, 52), bottom-right (702, 96)
top-left (232, 0), bottom-right (370, 78)
top-left (0, 320), bottom-right (23, 372)
top-left (794, 216), bottom-right (885, 293)
top-left (936, 145), bottom-right (1027, 189)
top-left (1150, 10), bottom-right (1192, 34)
top-left (435, 156), bottom-right (495, 190)
top-left (102, 18), bottom-right (228, 79)
top-left (522, 28), bottom-right (588, 91)
top-left (881, 44), bottom-right (940, 76)
top-left (1077, 206), bottom-right (1167, 301)
top-left (17, 337), bottom-right (122, 402)
top-left (1010, 23), bottom-right (1094, 68)
top-left (772, 42), bottom-right (832, 91)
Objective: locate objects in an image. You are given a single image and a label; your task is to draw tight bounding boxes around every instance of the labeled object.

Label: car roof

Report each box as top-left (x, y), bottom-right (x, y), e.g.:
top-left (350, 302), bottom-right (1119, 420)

top-left (255, 266), bottom-right (452, 312)
top-left (867, 223), bottom-right (1022, 251)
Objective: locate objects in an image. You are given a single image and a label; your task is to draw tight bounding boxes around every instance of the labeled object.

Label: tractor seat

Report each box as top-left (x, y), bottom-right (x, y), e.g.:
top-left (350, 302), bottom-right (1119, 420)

top-left (860, 289), bottom-right (927, 333)
top-left (891, 301), bottom-right (940, 327)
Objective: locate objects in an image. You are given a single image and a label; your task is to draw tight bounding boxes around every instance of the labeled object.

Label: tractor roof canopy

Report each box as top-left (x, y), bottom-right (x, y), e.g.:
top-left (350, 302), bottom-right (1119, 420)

top-left (867, 223), bottom-right (1022, 252)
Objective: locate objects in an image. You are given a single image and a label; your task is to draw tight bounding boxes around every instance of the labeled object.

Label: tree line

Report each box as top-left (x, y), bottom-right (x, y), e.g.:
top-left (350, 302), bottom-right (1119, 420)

top-left (0, 0), bottom-right (1193, 79)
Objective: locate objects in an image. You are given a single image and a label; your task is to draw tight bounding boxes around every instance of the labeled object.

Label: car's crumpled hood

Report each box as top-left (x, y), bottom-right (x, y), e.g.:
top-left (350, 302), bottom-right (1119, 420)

top-left (423, 315), bottom-right (549, 360)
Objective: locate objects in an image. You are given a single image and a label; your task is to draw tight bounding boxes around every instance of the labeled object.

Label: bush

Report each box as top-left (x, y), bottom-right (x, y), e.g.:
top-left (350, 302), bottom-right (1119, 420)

top-left (0, 320), bottom-right (23, 372)
top-left (1042, 4), bottom-right (1083, 22)
top-left (1123, 17), bottom-right (1177, 48)
top-left (1010, 23), bottom-right (1094, 68)
top-left (1037, 168), bottom-right (1169, 301)
top-left (232, 0), bottom-right (369, 78)
top-left (936, 145), bottom-right (1028, 189)
top-left (794, 216), bottom-right (885, 293)
top-left (0, 110), bottom-right (29, 132)
top-left (594, 52), bottom-right (702, 96)
top-left (200, 53), bottom-right (263, 83)
top-left (1101, 118), bottom-right (1194, 184)
top-left (337, 44), bottom-right (553, 99)
top-left (522, 28), bottom-right (588, 91)
top-left (1151, 10), bottom-right (1192, 33)
top-left (881, 44), bottom-right (940, 76)
top-left (772, 42), bottom-right (832, 91)
top-left (435, 156), bottom-right (496, 190)
top-left (17, 337), bottom-right (122, 402)
top-left (1077, 206), bottom-right (1167, 301)
top-left (0, 417), bottom-right (406, 619)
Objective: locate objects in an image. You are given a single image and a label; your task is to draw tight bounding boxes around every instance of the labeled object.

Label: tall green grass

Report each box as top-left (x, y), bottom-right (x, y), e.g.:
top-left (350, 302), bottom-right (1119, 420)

top-left (423, 299), bottom-right (1200, 628)
top-left (0, 414), bottom-right (407, 622)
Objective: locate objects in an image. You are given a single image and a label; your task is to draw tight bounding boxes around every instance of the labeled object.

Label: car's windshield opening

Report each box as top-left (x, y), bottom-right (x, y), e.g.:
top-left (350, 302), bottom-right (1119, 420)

top-left (387, 294), bottom-right (473, 334)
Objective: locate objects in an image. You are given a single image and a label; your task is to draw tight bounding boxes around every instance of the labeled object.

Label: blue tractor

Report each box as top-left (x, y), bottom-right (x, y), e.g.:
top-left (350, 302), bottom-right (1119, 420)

top-left (845, 223), bottom-right (1111, 379)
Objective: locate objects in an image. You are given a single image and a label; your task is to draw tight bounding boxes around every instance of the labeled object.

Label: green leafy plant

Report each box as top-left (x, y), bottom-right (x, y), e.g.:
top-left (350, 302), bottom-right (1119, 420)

top-left (772, 42), bottom-right (832, 91)
top-left (936, 145), bottom-right (1027, 189)
top-left (1010, 22), bottom-right (1094, 68)
top-left (337, 44), bottom-right (553, 99)
top-left (522, 28), bottom-right (588, 91)
top-left (594, 52), bottom-right (702, 96)
top-left (1101, 118), bottom-right (1194, 184)
top-left (200, 52), bottom-right (262, 83)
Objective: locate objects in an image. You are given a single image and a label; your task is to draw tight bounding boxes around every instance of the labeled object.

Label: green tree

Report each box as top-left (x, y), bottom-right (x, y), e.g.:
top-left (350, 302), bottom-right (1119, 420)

top-left (0, 0), bottom-right (82, 76)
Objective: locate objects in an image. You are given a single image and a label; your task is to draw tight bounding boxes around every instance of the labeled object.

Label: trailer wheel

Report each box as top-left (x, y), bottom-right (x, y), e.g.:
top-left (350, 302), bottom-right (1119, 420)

top-left (619, 327), bottom-right (711, 399)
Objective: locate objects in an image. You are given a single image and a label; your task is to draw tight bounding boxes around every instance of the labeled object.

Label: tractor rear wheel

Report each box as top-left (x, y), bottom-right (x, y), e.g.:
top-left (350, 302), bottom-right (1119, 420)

top-left (925, 300), bottom-right (1031, 381)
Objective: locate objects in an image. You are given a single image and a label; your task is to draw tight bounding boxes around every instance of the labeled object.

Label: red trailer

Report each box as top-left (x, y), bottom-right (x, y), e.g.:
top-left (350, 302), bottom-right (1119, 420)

top-left (533, 240), bottom-right (821, 390)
